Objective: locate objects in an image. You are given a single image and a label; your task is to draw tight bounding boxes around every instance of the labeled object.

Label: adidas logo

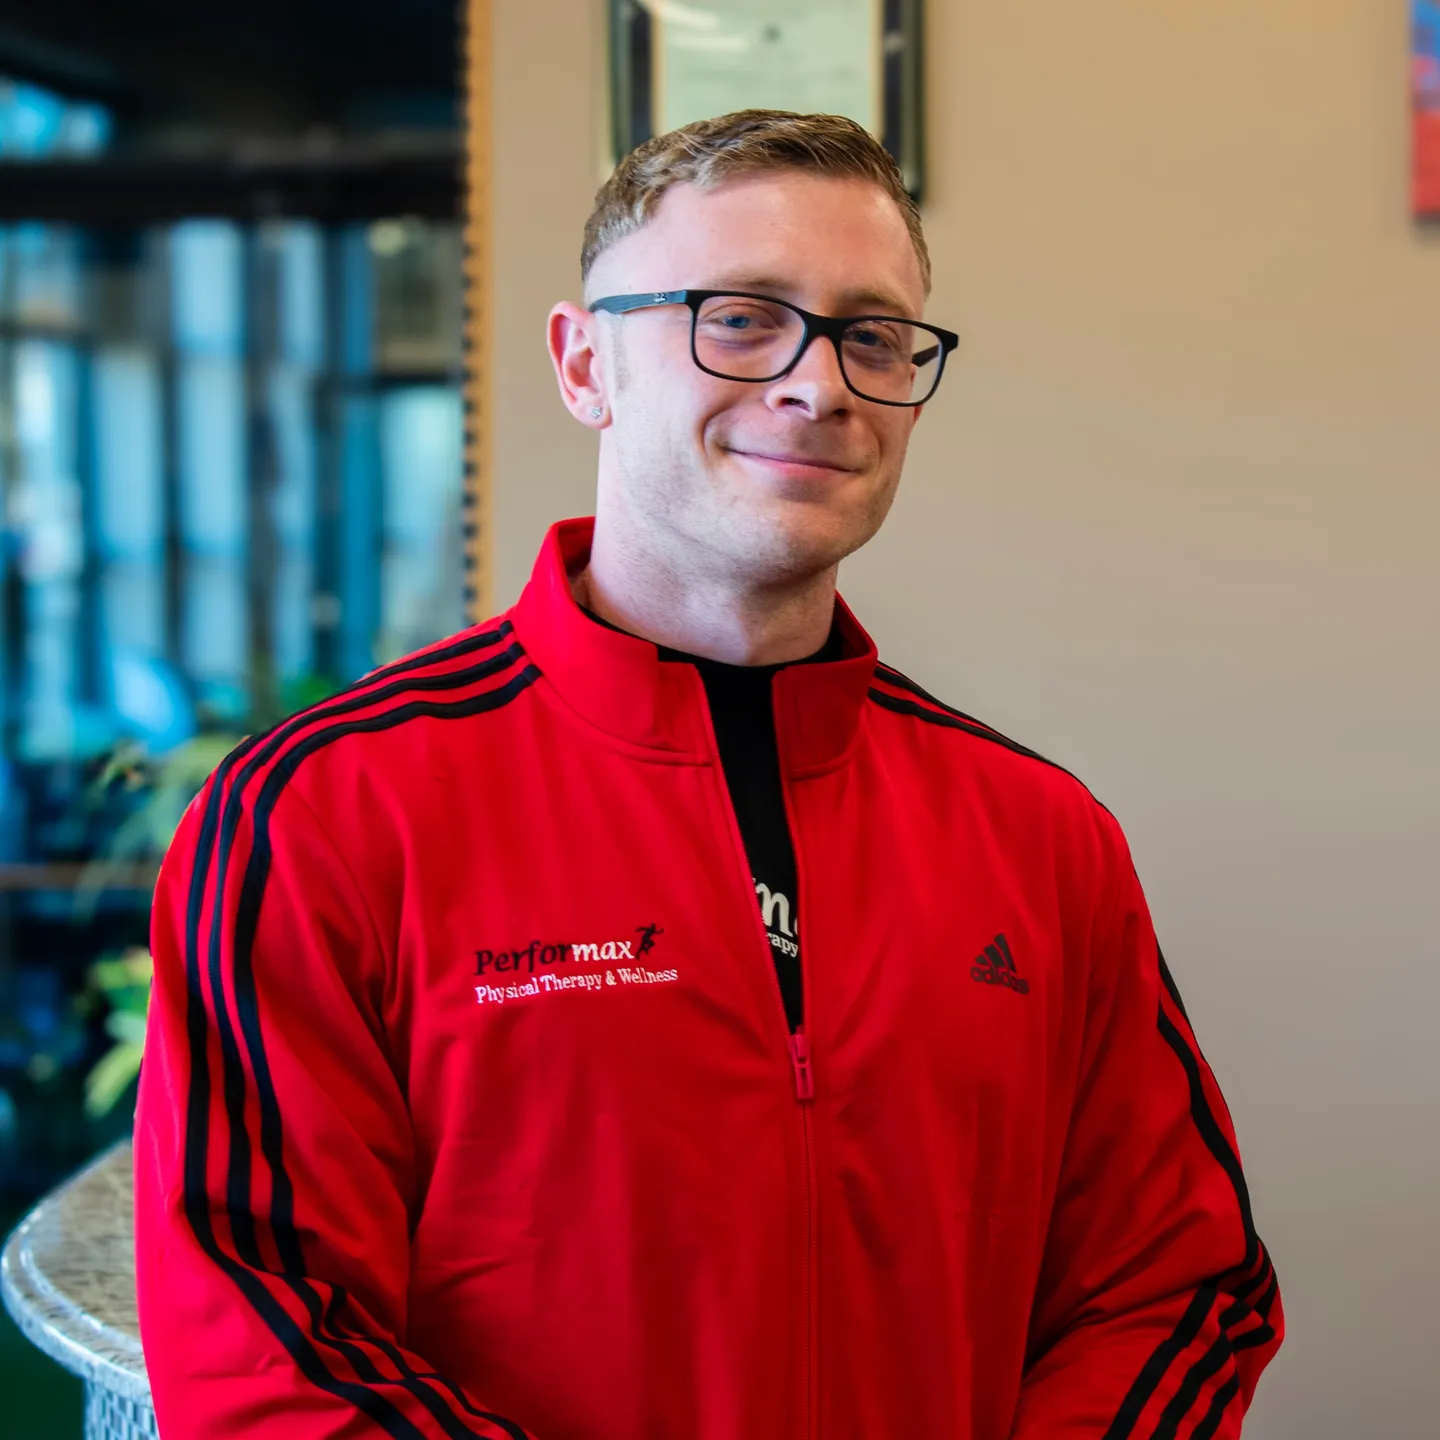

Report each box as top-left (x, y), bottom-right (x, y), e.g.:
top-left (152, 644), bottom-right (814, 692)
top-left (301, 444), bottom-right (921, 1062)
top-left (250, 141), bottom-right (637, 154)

top-left (970, 933), bottom-right (1030, 994)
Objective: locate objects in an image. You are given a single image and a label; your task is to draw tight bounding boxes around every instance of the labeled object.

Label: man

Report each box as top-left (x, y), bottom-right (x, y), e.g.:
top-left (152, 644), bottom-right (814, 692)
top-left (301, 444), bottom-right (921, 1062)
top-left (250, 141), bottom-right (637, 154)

top-left (135, 110), bottom-right (1282, 1439)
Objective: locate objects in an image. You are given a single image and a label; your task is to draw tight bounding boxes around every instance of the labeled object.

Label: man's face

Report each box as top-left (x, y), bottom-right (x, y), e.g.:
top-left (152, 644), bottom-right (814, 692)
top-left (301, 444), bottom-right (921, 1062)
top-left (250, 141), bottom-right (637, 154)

top-left (562, 172), bottom-right (929, 587)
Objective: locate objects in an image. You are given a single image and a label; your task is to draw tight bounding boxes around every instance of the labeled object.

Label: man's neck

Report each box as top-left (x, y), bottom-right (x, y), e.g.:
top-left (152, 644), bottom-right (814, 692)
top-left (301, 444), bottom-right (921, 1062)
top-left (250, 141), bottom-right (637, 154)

top-left (575, 525), bottom-right (839, 667)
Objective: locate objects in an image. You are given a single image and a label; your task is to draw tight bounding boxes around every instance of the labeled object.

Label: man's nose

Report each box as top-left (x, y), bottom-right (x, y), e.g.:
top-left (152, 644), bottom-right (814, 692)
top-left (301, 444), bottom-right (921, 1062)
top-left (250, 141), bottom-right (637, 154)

top-left (766, 333), bottom-right (852, 416)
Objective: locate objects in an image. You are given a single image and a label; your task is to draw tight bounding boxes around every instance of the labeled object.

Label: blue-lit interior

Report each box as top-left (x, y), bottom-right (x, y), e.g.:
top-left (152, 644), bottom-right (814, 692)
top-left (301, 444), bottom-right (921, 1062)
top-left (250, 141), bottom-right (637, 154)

top-left (0, 82), bottom-right (466, 768)
top-left (0, 74), bottom-right (467, 1196)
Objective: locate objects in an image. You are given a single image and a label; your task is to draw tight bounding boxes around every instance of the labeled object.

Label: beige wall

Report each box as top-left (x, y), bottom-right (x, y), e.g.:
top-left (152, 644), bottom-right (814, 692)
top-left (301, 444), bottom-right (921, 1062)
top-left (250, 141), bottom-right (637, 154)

top-left (490, 2), bottom-right (1440, 1434)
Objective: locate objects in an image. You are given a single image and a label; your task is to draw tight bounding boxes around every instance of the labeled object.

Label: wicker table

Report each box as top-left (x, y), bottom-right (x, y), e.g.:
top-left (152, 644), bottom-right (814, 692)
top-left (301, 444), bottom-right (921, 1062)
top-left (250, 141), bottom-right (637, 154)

top-left (1, 1142), bottom-right (157, 1439)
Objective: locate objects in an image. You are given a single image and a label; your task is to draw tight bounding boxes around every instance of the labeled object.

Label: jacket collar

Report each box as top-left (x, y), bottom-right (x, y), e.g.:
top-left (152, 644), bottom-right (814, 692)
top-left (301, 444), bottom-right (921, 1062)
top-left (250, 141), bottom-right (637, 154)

top-left (512, 517), bottom-right (879, 773)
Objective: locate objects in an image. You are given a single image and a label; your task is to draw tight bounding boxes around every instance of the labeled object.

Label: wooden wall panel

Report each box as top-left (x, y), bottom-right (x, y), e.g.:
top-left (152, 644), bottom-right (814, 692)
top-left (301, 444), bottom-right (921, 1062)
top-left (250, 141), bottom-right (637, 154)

top-left (461, 0), bottom-right (492, 621)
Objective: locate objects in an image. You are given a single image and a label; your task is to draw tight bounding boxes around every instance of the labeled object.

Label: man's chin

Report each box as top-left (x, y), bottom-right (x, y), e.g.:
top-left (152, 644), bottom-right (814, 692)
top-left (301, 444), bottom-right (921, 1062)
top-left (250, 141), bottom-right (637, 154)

top-left (710, 493), bottom-right (884, 583)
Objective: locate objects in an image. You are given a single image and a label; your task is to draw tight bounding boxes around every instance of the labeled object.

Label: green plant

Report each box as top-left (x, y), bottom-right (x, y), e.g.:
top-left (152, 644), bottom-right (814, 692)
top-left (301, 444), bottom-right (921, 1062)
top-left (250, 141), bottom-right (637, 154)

top-left (82, 947), bottom-right (153, 1119)
top-left (77, 733), bottom-right (241, 1117)
top-left (76, 675), bottom-right (340, 1118)
top-left (72, 733), bottom-right (240, 919)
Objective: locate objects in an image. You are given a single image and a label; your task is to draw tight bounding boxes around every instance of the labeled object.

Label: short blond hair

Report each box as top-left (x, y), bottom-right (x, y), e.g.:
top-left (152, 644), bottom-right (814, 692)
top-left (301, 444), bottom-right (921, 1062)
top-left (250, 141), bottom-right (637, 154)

top-left (582, 109), bottom-right (930, 297)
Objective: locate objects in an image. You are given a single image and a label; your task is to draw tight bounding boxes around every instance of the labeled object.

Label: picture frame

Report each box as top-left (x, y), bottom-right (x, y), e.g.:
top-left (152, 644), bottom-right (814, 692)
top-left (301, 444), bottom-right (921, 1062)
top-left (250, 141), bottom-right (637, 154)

top-left (1414, 0), bottom-right (1440, 219)
top-left (607, 0), bottom-right (925, 203)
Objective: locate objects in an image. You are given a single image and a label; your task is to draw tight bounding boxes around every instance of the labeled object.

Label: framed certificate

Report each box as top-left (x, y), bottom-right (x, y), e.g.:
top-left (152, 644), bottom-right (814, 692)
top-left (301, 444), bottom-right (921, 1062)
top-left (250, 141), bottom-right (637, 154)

top-left (608, 0), bottom-right (925, 201)
top-left (1415, 0), bottom-right (1440, 218)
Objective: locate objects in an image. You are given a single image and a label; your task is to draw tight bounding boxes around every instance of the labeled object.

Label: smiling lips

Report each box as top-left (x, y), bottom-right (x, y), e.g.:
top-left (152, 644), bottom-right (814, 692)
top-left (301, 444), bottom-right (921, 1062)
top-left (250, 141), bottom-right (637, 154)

top-left (724, 446), bottom-right (860, 475)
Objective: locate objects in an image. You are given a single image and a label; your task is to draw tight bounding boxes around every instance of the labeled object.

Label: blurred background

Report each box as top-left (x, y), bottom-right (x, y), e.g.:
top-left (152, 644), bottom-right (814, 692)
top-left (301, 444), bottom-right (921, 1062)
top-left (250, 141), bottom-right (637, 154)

top-left (0, 0), bottom-right (1438, 1437)
top-left (0, 1), bottom-right (465, 1429)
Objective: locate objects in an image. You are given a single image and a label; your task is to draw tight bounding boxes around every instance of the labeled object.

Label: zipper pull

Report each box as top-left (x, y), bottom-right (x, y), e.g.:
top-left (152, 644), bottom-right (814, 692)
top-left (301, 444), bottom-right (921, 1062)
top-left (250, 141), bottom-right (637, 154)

top-left (788, 1028), bottom-right (815, 1101)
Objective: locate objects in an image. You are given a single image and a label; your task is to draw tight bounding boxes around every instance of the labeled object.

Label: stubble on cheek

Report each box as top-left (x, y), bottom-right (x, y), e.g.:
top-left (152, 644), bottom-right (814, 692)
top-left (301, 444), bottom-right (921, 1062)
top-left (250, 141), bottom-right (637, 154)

top-left (603, 323), bottom-right (908, 580)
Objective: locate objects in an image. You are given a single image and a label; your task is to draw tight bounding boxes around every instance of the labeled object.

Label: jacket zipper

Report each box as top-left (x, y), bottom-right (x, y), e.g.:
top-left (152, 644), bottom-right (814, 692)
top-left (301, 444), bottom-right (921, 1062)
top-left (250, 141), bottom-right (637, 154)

top-left (693, 675), bottom-right (818, 1438)
top-left (778, 771), bottom-right (818, 1440)
top-left (787, 1028), bottom-right (815, 1100)
top-left (793, 1045), bottom-right (817, 1440)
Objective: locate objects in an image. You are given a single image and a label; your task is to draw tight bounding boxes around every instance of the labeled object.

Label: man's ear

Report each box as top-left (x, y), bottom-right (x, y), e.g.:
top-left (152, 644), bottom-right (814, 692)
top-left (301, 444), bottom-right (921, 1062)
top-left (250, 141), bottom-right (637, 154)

top-left (547, 302), bottom-right (610, 429)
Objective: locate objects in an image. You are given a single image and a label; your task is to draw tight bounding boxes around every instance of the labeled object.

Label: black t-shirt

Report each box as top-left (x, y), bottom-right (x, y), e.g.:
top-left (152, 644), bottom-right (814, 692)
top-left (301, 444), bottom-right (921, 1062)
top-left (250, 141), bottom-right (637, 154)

top-left (583, 606), bottom-right (839, 1033)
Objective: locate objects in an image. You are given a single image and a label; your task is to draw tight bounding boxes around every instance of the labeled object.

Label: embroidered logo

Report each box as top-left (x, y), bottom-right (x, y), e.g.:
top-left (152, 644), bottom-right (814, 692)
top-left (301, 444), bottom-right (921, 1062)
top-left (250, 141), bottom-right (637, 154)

top-left (970, 933), bottom-right (1030, 994)
top-left (471, 925), bottom-right (677, 1005)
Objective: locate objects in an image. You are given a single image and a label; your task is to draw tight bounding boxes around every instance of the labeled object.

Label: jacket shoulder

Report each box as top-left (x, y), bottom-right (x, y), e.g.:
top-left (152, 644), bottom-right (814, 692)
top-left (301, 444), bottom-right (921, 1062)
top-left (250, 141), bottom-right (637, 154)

top-left (215, 615), bottom-right (535, 805)
top-left (867, 661), bottom-right (1116, 826)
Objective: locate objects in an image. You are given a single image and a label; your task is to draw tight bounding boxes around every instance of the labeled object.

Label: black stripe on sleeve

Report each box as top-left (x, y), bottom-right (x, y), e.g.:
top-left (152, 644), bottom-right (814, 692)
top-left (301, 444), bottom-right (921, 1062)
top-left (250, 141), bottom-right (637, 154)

top-left (1189, 1376), bottom-right (1242, 1440)
top-left (1100, 1289), bottom-right (1218, 1440)
top-left (183, 625), bottom-right (538, 1439)
top-left (872, 662), bottom-right (1005, 731)
top-left (1151, 1334), bottom-right (1234, 1440)
top-left (203, 671), bottom-right (541, 1438)
top-left (868, 681), bottom-right (1058, 768)
top-left (213, 635), bottom-right (531, 1270)
top-left (1155, 1005), bottom-right (1259, 1277)
top-left (866, 684), bottom-right (1111, 814)
top-left (1100, 959), bottom-right (1276, 1440)
top-left (192, 625), bottom-right (527, 1274)
top-left (1156, 947), bottom-right (1191, 1027)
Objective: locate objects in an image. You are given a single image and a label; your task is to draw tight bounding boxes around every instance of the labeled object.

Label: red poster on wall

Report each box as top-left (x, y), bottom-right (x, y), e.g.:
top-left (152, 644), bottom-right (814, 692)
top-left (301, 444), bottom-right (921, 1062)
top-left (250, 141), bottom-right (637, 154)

top-left (1416, 1), bottom-right (1440, 217)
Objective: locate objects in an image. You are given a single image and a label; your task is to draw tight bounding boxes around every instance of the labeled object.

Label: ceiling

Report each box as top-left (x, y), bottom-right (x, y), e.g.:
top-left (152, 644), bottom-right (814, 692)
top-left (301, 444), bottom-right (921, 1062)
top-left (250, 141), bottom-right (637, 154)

top-left (0, 0), bottom-right (460, 140)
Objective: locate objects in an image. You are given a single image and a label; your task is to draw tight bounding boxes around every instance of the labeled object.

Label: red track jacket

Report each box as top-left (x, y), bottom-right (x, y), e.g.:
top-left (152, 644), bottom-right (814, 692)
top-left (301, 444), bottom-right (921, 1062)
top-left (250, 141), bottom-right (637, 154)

top-left (135, 518), bottom-right (1282, 1439)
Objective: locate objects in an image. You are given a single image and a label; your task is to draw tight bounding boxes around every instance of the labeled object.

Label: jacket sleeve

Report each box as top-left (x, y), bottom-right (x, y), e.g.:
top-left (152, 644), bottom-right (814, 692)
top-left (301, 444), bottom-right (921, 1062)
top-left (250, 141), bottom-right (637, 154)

top-left (1011, 818), bottom-right (1283, 1439)
top-left (134, 762), bottom-right (539, 1440)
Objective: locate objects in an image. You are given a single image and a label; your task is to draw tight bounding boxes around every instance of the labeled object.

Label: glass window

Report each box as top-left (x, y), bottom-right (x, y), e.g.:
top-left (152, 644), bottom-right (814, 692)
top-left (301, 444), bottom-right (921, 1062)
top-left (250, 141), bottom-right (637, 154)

top-left (9, 223), bottom-right (83, 328)
top-left (263, 223), bottom-right (324, 687)
top-left (93, 347), bottom-right (165, 660)
top-left (378, 386), bottom-right (465, 662)
top-left (268, 368), bottom-right (318, 684)
top-left (172, 222), bottom-right (248, 718)
top-left (12, 339), bottom-right (84, 760)
top-left (176, 355), bottom-right (248, 714)
top-left (0, 145), bottom-right (466, 762)
top-left (171, 220), bottom-right (244, 355)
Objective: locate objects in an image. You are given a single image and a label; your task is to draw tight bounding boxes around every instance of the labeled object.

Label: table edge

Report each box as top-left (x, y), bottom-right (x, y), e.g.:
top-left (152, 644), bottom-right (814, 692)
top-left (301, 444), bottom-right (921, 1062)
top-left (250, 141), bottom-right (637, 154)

top-left (1, 1141), bottom-right (153, 1403)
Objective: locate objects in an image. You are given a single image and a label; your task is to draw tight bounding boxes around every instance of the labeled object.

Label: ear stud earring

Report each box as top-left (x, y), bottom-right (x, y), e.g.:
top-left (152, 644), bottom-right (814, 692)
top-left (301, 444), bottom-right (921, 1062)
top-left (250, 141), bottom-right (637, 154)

top-left (589, 405), bottom-right (604, 419)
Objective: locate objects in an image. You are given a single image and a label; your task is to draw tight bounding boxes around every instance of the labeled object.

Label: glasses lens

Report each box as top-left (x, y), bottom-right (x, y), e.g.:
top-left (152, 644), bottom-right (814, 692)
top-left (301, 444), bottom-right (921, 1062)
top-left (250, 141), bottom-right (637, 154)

top-left (693, 294), bottom-right (805, 380)
top-left (840, 319), bottom-right (944, 404)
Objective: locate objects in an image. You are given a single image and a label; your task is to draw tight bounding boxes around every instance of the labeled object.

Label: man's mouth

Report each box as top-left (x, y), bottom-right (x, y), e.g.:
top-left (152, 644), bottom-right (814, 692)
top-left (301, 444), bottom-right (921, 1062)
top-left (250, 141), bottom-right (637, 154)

top-left (722, 446), bottom-right (859, 475)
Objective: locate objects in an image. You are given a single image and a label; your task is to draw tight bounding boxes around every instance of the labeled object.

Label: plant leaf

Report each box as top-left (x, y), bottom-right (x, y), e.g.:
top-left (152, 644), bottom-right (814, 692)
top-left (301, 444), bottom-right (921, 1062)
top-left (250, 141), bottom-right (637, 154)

top-left (84, 1042), bottom-right (145, 1118)
top-left (105, 1011), bottom-right (149, 1045)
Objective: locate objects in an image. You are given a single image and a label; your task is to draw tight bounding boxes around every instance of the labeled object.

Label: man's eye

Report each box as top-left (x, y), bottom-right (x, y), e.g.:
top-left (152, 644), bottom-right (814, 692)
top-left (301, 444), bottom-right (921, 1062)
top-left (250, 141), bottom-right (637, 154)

top-left (701, 304), bottom-right (786, 331)
top-left (850, 325), bottom-right (900, 351)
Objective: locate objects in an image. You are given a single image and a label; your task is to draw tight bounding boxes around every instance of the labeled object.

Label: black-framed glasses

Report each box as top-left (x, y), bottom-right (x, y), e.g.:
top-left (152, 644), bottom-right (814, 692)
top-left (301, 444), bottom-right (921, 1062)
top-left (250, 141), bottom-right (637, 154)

top-left (589, 289), bottom-right (959, 407)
